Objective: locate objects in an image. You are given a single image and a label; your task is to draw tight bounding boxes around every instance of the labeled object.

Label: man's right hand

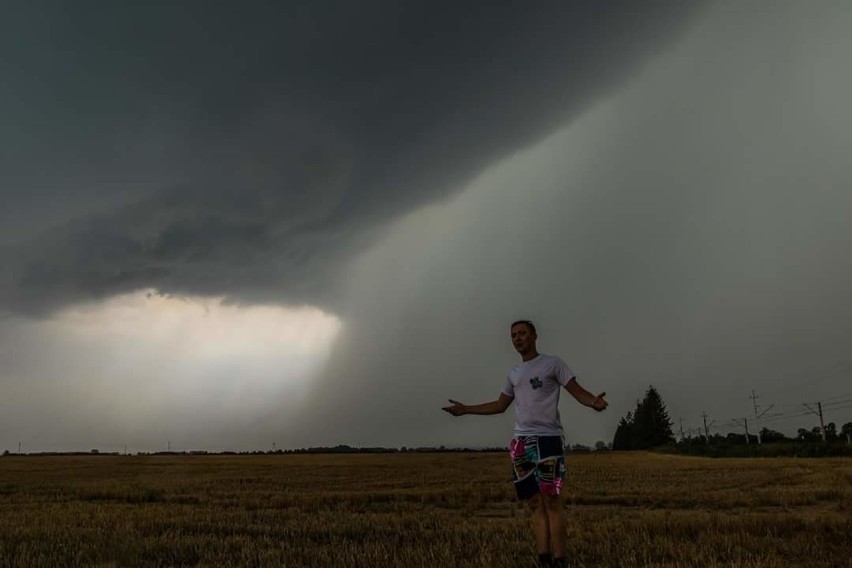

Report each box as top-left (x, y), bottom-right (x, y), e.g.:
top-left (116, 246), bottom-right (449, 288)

top-left (442, 399), bottom-right (467, 416)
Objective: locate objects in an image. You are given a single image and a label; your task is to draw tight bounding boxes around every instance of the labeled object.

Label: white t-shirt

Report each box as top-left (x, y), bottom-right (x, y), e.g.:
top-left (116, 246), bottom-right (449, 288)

top-left (501, 354), bottom-right (576, 436)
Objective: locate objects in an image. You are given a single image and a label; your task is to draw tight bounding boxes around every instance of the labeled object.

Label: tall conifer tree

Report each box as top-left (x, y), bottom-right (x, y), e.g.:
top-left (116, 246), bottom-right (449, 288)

top-left (611, 386), bottom-right (675, 450)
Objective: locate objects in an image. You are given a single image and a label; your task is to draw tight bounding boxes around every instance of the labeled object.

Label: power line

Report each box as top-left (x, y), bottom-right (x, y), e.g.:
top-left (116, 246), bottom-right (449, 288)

top-left (678, 389), bottom-right (852, 437)
top-left (820, 392), bottom-right (852, 403)
top-left (760, 410), bottom-right (813, 425)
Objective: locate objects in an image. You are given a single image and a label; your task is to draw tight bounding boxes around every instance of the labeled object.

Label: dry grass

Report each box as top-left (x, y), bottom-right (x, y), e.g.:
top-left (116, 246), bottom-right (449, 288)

top-left (0, 452), bottom-right (849, 567)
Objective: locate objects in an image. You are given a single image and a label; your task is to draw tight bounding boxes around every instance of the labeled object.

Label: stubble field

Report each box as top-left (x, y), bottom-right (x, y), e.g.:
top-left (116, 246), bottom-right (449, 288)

top-left (0, 452), bottom-right (849, 567)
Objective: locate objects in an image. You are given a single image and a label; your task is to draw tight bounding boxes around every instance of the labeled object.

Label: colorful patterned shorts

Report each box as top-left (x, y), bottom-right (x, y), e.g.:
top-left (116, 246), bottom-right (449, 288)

top-left (509, 435), bottom-right (566, 500)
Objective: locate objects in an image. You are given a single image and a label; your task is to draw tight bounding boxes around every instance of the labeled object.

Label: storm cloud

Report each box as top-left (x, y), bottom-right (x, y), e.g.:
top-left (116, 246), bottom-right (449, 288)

top-left (1, 1), bottom-right (705, 315)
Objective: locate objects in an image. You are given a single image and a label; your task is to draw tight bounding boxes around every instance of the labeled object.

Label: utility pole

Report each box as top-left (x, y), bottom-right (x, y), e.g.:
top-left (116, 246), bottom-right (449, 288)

top-left (701, 412), bottom-right (715, 443)
top-left (750, 390), bottom-right (774, 444)
top-left (18, 442), bottom-right (21, 454)
top-left (168, 440), bottom-right (171, 452)
top-left (678, 418), bottom-right (685, 443)
top-left (803, 402), bottom-right (827, 442)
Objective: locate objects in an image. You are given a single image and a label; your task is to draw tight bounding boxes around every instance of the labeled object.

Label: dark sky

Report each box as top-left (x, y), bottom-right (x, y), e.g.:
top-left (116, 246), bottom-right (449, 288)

top-left (1, 1), bottom-right (702, 314)
top-left (2, 1), bottom-right (851, 453)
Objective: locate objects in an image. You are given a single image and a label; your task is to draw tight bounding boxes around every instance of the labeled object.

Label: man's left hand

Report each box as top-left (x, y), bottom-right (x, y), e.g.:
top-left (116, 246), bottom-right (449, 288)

top-left (591, 392), bottom-right (608, 412)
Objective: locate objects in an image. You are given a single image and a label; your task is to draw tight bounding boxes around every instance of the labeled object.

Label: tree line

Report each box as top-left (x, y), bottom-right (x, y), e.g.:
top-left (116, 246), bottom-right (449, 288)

top-left (612, 385), bottom-right (852, 457)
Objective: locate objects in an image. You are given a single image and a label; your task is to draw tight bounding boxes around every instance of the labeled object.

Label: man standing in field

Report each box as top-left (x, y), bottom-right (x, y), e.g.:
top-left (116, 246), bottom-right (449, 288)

top-left (442, 320), bottom-right (607, 568)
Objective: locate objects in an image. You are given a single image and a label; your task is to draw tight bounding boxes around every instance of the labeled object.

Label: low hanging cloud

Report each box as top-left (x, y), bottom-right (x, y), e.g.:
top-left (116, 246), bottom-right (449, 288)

top-left (0, 1), bottom-right (707, 316)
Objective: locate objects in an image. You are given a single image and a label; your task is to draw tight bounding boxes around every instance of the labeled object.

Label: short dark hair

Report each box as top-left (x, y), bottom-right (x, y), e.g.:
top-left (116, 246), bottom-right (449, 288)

top-left (510, 319), bottom-right (537, 335)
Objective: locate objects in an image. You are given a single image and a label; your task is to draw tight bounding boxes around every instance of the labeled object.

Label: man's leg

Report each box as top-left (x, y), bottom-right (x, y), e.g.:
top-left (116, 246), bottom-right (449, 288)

top-left (529, 493), bottom-right (550, 553)
top-left (511, 437), bottom-right (552, 563)
top-left (543, 493), bottom-right (567, 560)
top-left (527, 493), bottom-right (552, 565)
top-left (535, 444), bottom-right (568, 565)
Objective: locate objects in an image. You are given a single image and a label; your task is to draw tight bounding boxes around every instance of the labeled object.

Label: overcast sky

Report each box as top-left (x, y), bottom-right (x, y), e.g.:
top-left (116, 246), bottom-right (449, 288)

top-left (2, 1), bottom-right (851, 453)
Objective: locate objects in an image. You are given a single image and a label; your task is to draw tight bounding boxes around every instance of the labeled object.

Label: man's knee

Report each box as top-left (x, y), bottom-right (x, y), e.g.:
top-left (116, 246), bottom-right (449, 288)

top-left (541, 492), bottom-right (562, 512)
top-left (527, 493), bottom-right (546, 513)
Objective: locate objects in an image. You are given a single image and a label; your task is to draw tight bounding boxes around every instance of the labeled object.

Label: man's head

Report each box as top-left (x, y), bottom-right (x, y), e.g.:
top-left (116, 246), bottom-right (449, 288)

top-left (510, 320), bottom-right (538, 357)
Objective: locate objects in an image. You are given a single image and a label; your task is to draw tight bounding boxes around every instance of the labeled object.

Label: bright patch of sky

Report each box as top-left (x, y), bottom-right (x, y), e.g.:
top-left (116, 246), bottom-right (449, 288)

top-left (0, 291), bottom-right (341, 452)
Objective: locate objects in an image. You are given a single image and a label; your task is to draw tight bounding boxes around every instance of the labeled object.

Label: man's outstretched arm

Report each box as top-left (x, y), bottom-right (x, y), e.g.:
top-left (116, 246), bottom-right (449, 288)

top-left (442, 393), bottom-right (514, 416)
top-left (565, 377), bottom-right (608, 411)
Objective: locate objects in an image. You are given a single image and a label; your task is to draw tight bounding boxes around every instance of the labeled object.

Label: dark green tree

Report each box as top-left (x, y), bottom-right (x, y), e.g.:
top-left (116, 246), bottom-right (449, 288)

top-left (797, 427), bottom-right (819, 442)
top-left (612, 411), bottom-right (634, 450)
top-left (842, 422), bottom-right (852, 442)
top-left (824, 422), bottom-right (838, 440)
top-left (631, 386), bottom-right (675, 449)
top-left (611, 387), bottom-right (675, 450)
top-left (759, 427), bottom-right (787, 443)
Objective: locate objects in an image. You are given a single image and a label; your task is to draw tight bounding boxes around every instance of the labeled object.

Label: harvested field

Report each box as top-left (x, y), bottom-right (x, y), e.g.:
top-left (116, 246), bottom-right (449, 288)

top-left (0, 452), bottom-right (849, 567)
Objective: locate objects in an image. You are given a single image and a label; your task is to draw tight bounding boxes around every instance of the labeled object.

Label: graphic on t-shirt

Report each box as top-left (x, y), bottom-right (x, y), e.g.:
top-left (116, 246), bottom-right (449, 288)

top-left (529, 376), bottom-right (542, 390)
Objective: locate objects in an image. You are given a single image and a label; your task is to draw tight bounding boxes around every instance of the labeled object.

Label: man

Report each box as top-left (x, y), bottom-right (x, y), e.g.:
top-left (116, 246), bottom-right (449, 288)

top-left (442, 320), bottom-right (607, 568)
